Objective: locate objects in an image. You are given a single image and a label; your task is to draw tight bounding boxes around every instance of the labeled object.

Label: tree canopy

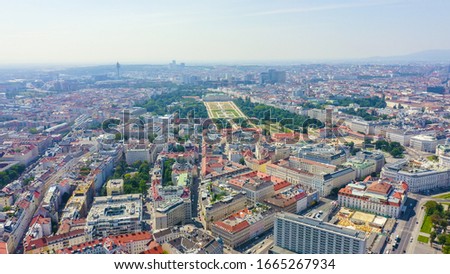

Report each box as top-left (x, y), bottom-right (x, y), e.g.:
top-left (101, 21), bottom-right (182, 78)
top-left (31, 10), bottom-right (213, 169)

top-left (137, 87), bottom-right (208, 118)
top-left (234, 97), bottom-right (322, 132)
top-left (0, 164), bottom-right (26, 187)
top-left (373, 140), bottom-right (405, 158)
top-left (424, 201), bottom-right (450, 253)
top-left (162, 158), bottom-right (176, 186)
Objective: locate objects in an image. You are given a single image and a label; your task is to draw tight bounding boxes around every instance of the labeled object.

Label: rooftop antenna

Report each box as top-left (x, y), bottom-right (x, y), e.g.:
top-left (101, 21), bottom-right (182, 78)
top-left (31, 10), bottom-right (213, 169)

top-left (116, 62), bottom-right (121, 79)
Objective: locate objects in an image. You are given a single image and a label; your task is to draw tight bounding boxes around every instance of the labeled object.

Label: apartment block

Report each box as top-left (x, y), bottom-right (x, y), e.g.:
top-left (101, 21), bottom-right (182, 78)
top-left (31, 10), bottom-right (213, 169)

top-left (273, 212), bottom-right (366, 254)
top-left (85, 194), bottom-right (143, 237)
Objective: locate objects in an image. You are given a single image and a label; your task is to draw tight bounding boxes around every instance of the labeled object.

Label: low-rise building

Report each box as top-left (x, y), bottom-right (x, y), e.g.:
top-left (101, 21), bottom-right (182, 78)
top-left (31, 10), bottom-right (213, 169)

top-left (338, 178), bottom-right (408, 218)
top-left (24, 229), bottom-right (87, 254)
top-left (0, 144), bottom-right (39, 166)
top-left (355, 150), bottom-right (385, 172)
top-left (57, 232), bottom-right (155, 254)
top-left (154, 225), bottom-right (223, 254)
top-left (60, 180), bottom-right (94, 222)
top-left (385, 129), bottom-right (415, 146)
top-left (106, 179), bottom-right (124, 196)
top-left (343, 158), bottom-right (377, 180)
top-left (349, 120), bottom-right (376, 135)
top-left (266, 157), bottom-right (356, 196)
top-left (200, 185), bottom-right (246, 230)
top-left (228, 171), bottom-right (275, 203)
top-left (381, 160), bottom-right (450, 193)
top-left (265, 185), bottom-right (317, 214)
top-left (152, 184), bottom-right (192, 230)
top-left (153, 197), bottom-right (191, 230)
top-left (297, 144), bottom-right (347, 165)
top-left (211, 204), bottom-right (275, 248)
top-left (41, 185), bottom-right (61, 223)
top-left (0, 192), bottom-right (13, 210)
top-left (125, 144), bottom-right (150, 165)
top-left (437, 142), bottom-right (450, 168)
top-left (201, 155), bottom-right (251, 180)
top-left (410, 135), bottom-right (438, 153)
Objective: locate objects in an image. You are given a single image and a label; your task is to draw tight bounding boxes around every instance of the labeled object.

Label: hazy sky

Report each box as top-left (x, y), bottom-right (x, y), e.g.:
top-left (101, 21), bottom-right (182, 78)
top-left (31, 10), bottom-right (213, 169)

top-left (1, 0), bottom-right (449, 64)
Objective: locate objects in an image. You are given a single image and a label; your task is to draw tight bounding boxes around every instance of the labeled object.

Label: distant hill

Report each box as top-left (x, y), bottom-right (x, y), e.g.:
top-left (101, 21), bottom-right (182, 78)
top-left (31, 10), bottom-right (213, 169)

top-left (365, 49), bottom-right (450, 63)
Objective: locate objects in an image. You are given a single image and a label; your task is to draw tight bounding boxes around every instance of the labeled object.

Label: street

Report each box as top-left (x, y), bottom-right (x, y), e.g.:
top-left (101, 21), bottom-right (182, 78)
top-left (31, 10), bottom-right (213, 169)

top-left (390, 197), bottom-right (418, 254)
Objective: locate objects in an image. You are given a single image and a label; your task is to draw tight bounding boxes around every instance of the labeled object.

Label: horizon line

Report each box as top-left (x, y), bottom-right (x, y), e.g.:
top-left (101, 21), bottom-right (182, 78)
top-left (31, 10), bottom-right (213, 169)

top-left (1, 48), bottom-right (450, 69)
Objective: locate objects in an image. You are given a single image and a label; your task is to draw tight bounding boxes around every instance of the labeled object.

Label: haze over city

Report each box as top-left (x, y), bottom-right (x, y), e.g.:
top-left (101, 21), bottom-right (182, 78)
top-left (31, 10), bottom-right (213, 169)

top-left (1, 0), bottom-right (450, 64)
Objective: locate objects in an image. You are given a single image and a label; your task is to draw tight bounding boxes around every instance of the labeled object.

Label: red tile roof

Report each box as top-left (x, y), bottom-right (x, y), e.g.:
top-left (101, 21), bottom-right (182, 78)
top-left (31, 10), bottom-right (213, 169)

top-left (141, 241), bottom-right (163, 254)
top-left (56, 232), bottom-right (154, 254)
top-left (401, 182), bottom-right (409, 191)
top-left (393, 192), bottom-right (402, 199)
top-left (273, 180), bottom-right (291, 191)
top-left (215, 220), bottom-right (250, 233)
top-left (17, 200), bottom-right (30, 209)
top-left (338, 187), bottom-right (353, 195)
top-left (25, 229), bottom-right (86, 252)
top-left (367, 181), bottom-right (392, 195)
top-left (0, 242), bottom-right (8, 254)
top-left (111, 231), bottom-right (152, 245)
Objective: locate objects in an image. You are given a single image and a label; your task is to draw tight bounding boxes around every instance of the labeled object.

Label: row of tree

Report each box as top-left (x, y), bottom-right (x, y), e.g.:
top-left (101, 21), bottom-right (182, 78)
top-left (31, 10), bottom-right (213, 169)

top-left (302, 96), bottom-right (387, 110)
top-left (341, 108), bottom-right (388, 121)
top-left (234, 97), bottom-right (322, 132)
top-left (331, 95), bottom-right (387, 108)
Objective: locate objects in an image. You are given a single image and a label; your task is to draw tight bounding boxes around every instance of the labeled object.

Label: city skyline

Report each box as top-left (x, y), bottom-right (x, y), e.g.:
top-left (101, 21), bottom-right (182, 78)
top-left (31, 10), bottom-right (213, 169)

top-left (1, 0), bottom-right (450, 65)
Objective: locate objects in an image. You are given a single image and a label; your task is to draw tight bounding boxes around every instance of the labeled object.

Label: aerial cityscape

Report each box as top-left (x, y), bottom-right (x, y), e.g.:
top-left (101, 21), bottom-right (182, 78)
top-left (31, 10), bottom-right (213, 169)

top-left (1, 61), bottom-right (450, 255)
top-left (1, 1), bottom-right (450, 258)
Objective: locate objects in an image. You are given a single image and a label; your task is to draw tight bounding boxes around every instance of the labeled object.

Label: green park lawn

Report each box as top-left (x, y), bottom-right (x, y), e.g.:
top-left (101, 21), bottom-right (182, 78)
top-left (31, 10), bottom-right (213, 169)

top-left (420, 215), bottom-right (433, 234)
top-left (433, 193), bottom-right (450, 199)
top-left (417, 235), bottom-right (429, 244)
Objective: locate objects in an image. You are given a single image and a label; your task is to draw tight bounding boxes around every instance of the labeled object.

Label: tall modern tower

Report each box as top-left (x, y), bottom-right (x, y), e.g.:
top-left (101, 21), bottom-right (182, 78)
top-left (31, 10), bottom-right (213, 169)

top-left (116, 62), bottom-right (121, 79)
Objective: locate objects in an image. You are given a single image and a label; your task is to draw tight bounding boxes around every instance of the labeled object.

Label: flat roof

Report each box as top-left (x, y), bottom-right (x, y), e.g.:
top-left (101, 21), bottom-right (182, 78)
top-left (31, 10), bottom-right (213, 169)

top-left (277, 212), bottom-right (366, 240)
top-left (86, 194), bottom-right (142, 223)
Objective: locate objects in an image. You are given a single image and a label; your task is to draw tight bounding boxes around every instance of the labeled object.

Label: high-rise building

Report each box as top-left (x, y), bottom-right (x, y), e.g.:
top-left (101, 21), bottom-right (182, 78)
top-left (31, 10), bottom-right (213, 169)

top-left (272, 212), bottom-right (366, 254)
top-left (259, 69), bottom-right (286, 85)
top-left (116, 62), bottom-right (120, 79)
